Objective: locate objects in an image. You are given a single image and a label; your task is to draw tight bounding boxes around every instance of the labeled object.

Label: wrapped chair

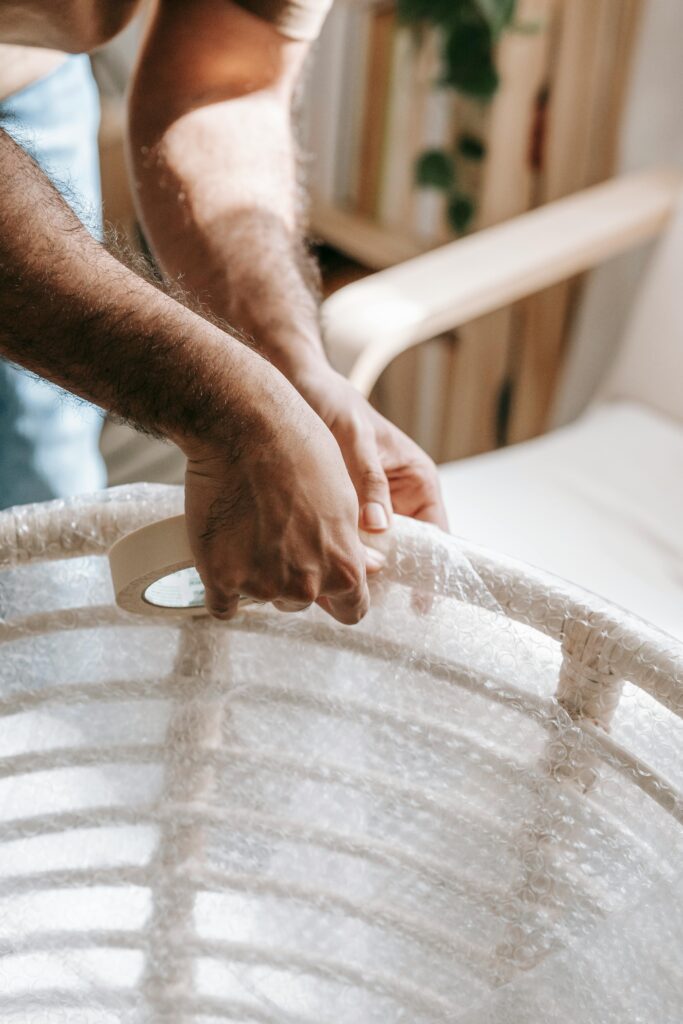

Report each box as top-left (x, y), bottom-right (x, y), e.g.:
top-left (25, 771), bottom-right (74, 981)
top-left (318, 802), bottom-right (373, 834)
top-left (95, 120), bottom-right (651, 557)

top-left (0, 484), bottom-right (682, 1021)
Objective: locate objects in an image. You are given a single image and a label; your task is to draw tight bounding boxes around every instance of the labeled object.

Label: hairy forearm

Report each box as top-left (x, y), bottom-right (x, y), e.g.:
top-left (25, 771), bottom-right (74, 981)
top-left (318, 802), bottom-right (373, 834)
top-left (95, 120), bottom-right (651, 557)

top-left (129, 2), bottom-right (325, 381)
top-left (0, 128), bottom-right (279, 457)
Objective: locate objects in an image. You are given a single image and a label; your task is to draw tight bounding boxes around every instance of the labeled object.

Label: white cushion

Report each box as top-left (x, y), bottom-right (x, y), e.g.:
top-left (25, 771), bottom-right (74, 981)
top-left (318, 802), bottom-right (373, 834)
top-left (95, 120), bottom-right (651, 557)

top-left (439, 401), bottom-right (683, 640)
top-left (602, 196), bottom-right (683, 424)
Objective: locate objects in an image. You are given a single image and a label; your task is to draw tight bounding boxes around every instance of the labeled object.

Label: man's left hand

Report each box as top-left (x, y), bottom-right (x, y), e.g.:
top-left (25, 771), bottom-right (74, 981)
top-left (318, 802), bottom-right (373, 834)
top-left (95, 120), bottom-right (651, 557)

top-left (296, 365), bottom-right (449, 535)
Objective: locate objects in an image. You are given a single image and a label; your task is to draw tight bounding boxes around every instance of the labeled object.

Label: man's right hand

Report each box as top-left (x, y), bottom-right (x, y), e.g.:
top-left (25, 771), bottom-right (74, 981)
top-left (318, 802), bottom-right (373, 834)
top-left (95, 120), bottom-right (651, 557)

top-left (0, 128), bottom-right (380, 623)
top-left (182, 364), bottom-right (384, 625)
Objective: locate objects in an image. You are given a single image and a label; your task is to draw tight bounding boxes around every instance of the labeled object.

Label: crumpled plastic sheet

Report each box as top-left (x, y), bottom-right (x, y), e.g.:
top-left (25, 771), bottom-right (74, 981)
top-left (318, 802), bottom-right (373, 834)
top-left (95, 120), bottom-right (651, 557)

top-left (0, 483), bottom-right (681, 1023)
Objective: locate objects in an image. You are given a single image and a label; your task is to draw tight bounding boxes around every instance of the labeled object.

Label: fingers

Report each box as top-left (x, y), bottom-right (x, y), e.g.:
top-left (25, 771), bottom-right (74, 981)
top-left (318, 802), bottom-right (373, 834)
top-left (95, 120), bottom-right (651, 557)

top-left (413, 496), bottom-right (450, 532)
top-left (422, 468), bottom-right (449, 531)
top-left (203, 589), bottom-right (240, 621)
top-left (411, 461), bottom-right (449, 531)
top-left (318, 545), bottom-right (371, 625)
top-left (344, 435), bottom-right (392, 534)
top-left (203, 553), bottom-right (379, 627)
top-left (186, 434), bottom-right (385, 629)
top-left (364, 544), bottom-right (386, 576)
top-left (393, 456), bottom-right (450, 532)
top-left (317, 588), bottom-right (369, 626)
top-left (273, 599), bottom-right (313, 613)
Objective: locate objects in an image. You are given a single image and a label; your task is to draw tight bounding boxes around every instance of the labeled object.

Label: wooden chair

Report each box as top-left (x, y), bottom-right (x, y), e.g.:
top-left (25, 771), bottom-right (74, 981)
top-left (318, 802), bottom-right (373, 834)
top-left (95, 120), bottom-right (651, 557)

top-left (323, 168), bottom-right (683, 639)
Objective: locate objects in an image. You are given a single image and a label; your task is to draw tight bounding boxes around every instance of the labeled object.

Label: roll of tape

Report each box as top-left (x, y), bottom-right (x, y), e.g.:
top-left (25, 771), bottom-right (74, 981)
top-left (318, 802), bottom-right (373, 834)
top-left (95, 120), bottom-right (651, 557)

top-left (109, 515), bottom-right (225, 617)
top-left (109, 514), bottom-right (391, 617)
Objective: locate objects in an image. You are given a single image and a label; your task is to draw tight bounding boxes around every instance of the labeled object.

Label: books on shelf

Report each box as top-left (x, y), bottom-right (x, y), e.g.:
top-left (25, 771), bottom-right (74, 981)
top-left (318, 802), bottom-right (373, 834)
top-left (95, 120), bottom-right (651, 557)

top-left (302, 0), bottom-right (458, 262)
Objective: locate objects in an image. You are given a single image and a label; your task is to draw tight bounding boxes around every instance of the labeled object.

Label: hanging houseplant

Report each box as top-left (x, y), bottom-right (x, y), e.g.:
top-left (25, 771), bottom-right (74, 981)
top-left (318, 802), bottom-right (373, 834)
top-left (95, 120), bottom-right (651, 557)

top-left (397, 0), bottom-right (521, 232)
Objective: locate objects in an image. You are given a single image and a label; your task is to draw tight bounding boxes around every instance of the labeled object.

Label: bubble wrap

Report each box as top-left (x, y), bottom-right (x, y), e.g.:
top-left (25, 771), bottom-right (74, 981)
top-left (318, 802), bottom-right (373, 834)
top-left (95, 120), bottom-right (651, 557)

top-left (0, 484), bottom-right (681, 1024)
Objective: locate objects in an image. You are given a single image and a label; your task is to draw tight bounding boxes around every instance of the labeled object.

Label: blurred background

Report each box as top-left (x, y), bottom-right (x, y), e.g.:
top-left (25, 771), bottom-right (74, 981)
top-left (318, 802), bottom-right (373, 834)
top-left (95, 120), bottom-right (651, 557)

top-left (93, 0), bottom-right (683, 477)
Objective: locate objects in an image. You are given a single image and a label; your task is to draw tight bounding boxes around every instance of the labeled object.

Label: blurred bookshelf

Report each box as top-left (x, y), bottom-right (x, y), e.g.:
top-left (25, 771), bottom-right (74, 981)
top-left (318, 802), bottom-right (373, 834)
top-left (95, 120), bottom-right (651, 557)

top-left (302, 0), bottom-right (457, 270)
top-left (301, 0), bottom-right (644, 461)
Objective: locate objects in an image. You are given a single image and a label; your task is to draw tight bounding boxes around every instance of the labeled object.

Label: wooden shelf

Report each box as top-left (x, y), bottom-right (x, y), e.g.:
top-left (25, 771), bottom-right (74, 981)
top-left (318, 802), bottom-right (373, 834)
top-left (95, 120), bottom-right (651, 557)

top-left (309, 199), bottom-right (428, 270)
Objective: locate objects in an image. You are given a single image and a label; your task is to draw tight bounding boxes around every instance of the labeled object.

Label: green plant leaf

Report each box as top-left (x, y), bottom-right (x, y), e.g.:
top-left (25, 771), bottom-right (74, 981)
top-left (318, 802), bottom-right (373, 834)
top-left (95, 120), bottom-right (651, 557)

top-left (443, 21), bottom-right (499, 98)
top-left (415, 150), bottom-right (455, 190)
top-left (457, 133), bottom-right (487, 160)
top-left (397, 0), bottom-right (465, 28)
top-left (474, 0), bottom-right (517, 37)
top-left (448, 192), bottom-right (476, 233)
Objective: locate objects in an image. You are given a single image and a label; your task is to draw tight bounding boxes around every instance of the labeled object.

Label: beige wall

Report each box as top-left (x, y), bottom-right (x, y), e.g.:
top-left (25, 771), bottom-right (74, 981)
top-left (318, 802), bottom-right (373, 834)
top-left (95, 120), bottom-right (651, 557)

top-left (552, 0), bottom-right (683, 426)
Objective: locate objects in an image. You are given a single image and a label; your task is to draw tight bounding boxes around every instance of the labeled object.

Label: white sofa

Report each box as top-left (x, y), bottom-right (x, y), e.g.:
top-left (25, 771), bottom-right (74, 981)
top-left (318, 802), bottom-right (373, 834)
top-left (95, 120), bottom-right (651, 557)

top-left (324, 169), bottom-right (683, 640)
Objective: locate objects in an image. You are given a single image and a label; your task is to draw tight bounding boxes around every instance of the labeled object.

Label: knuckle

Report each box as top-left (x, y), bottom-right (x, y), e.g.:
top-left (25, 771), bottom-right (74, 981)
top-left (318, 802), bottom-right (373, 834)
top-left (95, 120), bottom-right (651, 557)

top-left (206, 598), bottom-right (236, 621)
top-left (202, 579), bottom-right (234, 604)
top-left (360, 467), bottom-right (387, 491)
top-left (416, 455), bottom-right (439, 482)
top-left (335, 594), bottom-right (369, 626)
top-left (195, 560), bottom-right (234, 592)
top-left (346, 603), bottom-right (368, 625)
top-left (241, 580), bottom-right (280, 603)
top-left (274, 599), bottom-right (312, 613)
top-left (327, 556), bottom-right (365, 595)
top-left (285, 573), bottom-right (320, 605)
top-left (408, 457), bottom-right (440, 497)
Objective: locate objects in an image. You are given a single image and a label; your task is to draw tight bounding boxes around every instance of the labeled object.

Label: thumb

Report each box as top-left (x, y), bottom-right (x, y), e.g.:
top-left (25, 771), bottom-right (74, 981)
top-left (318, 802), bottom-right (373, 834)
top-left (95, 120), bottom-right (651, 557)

top-left (345, 438), bottom-right (392, 533)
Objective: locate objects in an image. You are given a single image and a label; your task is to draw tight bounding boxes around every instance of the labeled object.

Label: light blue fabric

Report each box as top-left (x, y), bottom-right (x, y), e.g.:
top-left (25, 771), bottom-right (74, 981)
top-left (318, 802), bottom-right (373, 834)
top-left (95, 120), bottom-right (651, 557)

top-left (0, 55), bottom-right (107, 509)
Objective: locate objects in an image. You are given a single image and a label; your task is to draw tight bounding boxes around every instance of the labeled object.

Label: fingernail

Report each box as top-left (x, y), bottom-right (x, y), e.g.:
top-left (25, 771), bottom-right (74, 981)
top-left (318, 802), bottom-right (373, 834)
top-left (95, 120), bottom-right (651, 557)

top-left (362, 502), bottom-right (389, 531)
top-left (364, 545), bottom-right (385, 572)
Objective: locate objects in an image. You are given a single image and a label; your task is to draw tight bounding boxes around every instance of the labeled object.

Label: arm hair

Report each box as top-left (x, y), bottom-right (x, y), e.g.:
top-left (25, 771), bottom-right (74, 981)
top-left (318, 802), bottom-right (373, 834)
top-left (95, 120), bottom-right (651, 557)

top-left (0, 127), bottom-right (278, 458)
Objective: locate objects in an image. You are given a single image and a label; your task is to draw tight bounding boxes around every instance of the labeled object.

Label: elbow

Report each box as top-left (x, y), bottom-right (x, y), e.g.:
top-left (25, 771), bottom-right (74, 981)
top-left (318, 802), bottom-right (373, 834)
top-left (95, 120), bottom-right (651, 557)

top-left (64, 1), bottom-right (141, 52)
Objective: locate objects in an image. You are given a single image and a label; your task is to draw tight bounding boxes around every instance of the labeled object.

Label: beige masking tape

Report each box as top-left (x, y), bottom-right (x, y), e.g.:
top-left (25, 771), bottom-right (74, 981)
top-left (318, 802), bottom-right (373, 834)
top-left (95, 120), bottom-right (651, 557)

top-left (109, 514), bottom-right (390, 617)
top-left (109, 515), bottom-right (217, 617)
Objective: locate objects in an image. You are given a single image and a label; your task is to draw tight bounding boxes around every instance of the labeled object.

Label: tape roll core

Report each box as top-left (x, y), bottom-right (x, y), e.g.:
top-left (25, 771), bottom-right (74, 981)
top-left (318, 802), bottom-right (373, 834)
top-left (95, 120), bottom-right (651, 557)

top-left (109, 515), bottom-right (211, 617)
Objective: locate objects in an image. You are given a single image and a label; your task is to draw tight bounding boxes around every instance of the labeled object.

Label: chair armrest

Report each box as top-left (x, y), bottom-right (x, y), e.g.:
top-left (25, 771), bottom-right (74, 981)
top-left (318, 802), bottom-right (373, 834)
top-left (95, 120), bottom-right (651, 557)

top-left (322, 168), bottom-right (683, 396)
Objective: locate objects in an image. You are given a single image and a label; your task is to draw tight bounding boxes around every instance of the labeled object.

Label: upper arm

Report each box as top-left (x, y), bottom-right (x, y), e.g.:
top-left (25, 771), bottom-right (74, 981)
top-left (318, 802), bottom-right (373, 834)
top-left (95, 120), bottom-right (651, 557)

top-left (131, 0), bottom-right (329, 124)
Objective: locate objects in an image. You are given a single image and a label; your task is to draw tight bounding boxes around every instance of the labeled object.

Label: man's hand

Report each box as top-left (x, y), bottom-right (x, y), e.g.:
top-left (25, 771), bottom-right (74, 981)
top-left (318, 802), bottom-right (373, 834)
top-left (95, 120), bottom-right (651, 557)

top-left (0, 128), bottom-right (383, 628)
top-left (182, 363), bottom-right (385, 625)
top-left (295, 365), bottom-right (448, 534)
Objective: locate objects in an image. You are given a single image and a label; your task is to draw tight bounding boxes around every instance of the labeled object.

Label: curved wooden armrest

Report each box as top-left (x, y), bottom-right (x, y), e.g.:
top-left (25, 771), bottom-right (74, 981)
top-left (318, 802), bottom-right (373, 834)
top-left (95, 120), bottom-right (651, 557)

top-left (322, 168), bottom-right (683, 397)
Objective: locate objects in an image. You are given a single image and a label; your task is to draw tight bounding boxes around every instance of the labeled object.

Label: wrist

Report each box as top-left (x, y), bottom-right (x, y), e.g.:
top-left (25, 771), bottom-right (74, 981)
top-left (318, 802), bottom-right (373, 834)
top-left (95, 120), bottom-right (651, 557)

top-left (274, 341), bottom-right (331, 388)
top-left (204, 267), bottom-right (327, 383)
top-left (165, 331), bottom-right (257, 458)
top-left (288, 356), bottom-right (342, 397)
top-left (172, 336), bottom-right (299, 463)
top-left (234, 313), bottom-right (327, 384)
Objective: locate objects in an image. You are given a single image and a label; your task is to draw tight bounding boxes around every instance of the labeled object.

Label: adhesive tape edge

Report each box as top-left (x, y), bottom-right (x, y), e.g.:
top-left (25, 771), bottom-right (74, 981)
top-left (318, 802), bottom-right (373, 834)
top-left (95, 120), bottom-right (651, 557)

top-left (109, 514), bottom-right (202, 616)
